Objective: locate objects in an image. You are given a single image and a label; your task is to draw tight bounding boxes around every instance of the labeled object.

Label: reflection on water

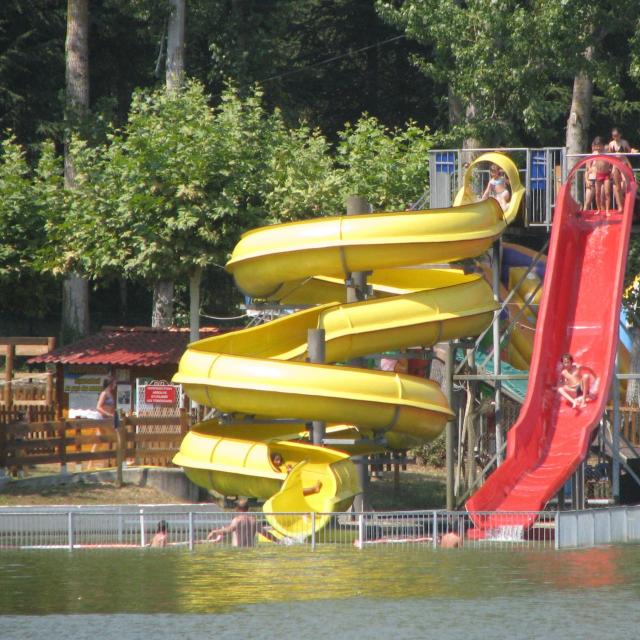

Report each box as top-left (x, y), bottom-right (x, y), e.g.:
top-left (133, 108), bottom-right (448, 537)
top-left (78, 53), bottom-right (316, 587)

top-left (1, 545), bottom-right (640, 638)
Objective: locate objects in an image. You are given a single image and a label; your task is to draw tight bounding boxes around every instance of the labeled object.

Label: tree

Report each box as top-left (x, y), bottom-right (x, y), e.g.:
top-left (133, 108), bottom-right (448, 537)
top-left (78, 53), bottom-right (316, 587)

top-left (0, 137), bottom-right (62, 330)
top-left (56, 83), bottom-right (273, 323)
top-left (377, 1), bottom-right (640, 150)
top-left (335, 116), bottom-right (433, 211)
top-left (62, 0), bottom-right (90, 343)
top-left (533, 1), bottom-right (638, 160)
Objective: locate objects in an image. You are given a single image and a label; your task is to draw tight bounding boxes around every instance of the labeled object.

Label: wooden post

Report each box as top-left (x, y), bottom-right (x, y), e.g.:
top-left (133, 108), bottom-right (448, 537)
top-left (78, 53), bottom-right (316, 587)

top-left (45, 372), bottom-right (54, 407)
top-left (4, 344), bottom-right (14, 409)
top-left (179, 407), bottom-right (190, 437)
top-left (55, 363), bottom-right (65, 420)
top-left (115, 415), bottom-right (124, 488)
top-left (393, 452), bottom-right (400, 492)
top-left (0, 412), bottom-right (6, 477)
top-left (58, 420), bottom-right (68, 474)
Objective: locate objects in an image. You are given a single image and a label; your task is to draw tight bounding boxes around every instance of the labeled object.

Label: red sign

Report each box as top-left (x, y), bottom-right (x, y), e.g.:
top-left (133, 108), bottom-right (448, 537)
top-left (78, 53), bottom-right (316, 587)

top-left (144, 384), bottom-right (177, 405)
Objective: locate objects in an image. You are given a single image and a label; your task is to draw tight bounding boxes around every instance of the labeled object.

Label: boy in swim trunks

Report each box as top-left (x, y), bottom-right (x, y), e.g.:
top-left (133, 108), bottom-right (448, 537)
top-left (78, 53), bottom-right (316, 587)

top-left (585, 137), bottom-right (612, 214)
top-left (558, 353), bottom-right (591, 408)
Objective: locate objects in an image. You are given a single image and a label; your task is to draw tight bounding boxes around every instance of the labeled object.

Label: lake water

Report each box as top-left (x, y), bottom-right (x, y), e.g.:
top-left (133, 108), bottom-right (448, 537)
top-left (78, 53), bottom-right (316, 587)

top-left (2, 545), bottom-right (640, 639)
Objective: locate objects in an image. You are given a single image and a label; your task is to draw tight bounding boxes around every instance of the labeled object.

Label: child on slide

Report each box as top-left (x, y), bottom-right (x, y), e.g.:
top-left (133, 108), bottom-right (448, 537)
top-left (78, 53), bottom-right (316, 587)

top-left (558, 353), bottom-right (592, 409)
top-left (482, 164), bottom-right (511, 211)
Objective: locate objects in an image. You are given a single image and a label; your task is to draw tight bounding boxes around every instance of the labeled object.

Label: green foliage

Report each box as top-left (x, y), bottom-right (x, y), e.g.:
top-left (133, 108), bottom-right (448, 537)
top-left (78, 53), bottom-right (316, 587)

top-left (411, 433), bottom-right (446, 469)
top-left (0, 136), bottom-right (59, 318)
top-left (63, 80), bottom-right (258, 282)
top-left (263, 122), bottom-right (342, 222)
top-left (0, 137), bottom-right (46, 279)
top-left (377, 0), bottom-right (640, 146)
top-left (28, 76), bottom-right (433, 319)
top-left (336, 116), bottom-right (432, 211)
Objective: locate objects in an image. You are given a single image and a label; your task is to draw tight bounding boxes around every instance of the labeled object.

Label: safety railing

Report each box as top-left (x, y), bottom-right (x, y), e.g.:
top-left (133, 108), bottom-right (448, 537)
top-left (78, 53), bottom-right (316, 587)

top-left (0, 507), bottom-right (558, 551)
top-left (564, 152), bottom-right (640, 214)
top-left (428, 148), bottom-right (564, 227)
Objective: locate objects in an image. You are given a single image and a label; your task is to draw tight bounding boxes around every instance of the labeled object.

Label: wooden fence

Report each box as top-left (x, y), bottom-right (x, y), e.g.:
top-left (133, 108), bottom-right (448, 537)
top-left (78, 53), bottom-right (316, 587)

top-left (606, 405), bottom-right (640, 446)
top-left (0, 410), bottom-right (192, 479)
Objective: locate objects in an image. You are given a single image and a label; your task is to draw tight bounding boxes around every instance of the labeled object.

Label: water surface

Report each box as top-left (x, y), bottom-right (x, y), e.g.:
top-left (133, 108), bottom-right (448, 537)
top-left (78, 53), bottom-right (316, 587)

top-left (2, 545), bottom-right (639, 639)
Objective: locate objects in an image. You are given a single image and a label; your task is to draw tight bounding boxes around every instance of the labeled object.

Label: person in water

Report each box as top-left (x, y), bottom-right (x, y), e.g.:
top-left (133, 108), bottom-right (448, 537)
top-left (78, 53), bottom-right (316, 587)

top-left (150, 520), bottom-right (168, 547)
top-left (207, 499), bottom-right (278, 547)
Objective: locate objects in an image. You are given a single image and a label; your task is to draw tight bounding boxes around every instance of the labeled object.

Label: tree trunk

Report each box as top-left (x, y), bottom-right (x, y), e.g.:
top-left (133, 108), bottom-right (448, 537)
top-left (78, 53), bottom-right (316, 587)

top-left (448, 86), bottom-right (464, 127)
top-left (152, 280), bottom-right (175, 328)
top-left (153, 0), bottom-right (186, 327)
top-left (565, 47), bottom-right (594, 170)
top-left (62, 0), bottom-right (90, 343)
top-left (166, 0), bottom-right (186, 91)
top-left (189, 266), bottom-right (203, 343)
top-left (463, 101), bottom-right (482, 152)
top-left (231, 0), bottom-right (247, 93)
top-left (62, 274), bottom-right (90, 343)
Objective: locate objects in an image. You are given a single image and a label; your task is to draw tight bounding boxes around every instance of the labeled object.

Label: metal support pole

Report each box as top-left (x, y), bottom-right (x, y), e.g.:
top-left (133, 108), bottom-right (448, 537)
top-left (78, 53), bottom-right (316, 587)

top-left (308, 329), bottom-right (326, 446)
top-left (445, 342), bottom-right (456, 510)
top-left (188, 511), bottom-right (194, 551)
top-left (353, 455), bottom-right (370, 511)
top-left (311, 512), bottom-right (316, 551)
top-left (612, 355), bottom-right (621, 503)
top-left (346, 196), bottom-right (371, 512)
top-left (491, 240), bottom-right (504, 465)
top-left (139, 509), bottom-right (146, 547)
top-left (556, 485), bottom-right (565, 511)
top-left (357, 513), bottom-right (364, 549)
top-left (466, 348), bottom-right (477, 488)
top-left (432, 511), bottom-right (438, 549)
top-left (571, 461), bottom-right (585, 510)
top-left (67, 511), bottom-right (74, 551)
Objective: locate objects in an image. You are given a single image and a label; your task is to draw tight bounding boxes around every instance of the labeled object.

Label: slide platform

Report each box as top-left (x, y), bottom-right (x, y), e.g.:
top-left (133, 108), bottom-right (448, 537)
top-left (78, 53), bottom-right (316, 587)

top-left (467, 156), bottom-right (637, 528)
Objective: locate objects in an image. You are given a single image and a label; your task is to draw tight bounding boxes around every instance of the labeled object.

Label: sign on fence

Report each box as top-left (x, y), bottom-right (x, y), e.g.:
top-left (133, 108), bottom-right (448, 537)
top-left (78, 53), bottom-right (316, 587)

top-left (144, 384), bottom-right (177, 405)
top-left (136, 380), bottom-right (182, 414)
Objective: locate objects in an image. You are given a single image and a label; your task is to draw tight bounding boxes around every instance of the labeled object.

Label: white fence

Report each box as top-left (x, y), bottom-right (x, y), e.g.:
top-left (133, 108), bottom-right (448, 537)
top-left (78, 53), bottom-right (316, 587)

top-left (556, 506), bottom-right (640, 549)
top-left (0, 507), bottom-right (557, 551)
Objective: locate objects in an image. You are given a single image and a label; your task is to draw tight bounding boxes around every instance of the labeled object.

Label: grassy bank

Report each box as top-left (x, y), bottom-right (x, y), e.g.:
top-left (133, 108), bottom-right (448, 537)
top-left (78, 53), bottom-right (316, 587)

top-left (0, 464), bottom-right (446, 509)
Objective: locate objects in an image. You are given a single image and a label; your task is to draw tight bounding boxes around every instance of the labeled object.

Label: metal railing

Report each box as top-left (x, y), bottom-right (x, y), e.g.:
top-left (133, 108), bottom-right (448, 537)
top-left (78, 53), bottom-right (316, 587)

top-left (564, 152), bottom-right (640, 213)
top-left (428, 148), bottom-right (564, 227)
top-left (0, 507), bottom-right (557, 551)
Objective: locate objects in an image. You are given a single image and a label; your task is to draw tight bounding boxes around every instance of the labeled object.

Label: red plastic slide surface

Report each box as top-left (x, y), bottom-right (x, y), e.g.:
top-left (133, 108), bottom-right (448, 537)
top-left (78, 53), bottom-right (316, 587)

top-left (467, 156), bottom-right (637, 523)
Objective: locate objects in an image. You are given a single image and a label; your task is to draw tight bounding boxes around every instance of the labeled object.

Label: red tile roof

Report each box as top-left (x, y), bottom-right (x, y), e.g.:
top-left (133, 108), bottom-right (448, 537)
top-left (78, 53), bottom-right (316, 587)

top-left (28, 326), bottom-right (232, 368)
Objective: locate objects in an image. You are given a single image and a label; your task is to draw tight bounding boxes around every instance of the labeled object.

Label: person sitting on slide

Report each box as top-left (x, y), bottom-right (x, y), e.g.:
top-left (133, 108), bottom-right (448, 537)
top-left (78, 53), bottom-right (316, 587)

top-left (558, 353), bottom-right (591, 409)
top-left (271, 452), bottom-right (322, 496)
top-left (482, 164), bottom-right (511, 211)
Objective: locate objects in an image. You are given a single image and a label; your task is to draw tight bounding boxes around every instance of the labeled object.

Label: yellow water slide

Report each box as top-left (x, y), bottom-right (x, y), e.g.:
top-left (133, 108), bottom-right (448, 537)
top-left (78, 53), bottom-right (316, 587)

top-left (173, 152), bottom-right (524, 537)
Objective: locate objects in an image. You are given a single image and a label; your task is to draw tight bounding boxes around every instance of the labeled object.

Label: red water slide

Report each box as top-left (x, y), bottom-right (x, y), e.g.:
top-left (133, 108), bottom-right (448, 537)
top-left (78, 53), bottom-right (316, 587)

top-left (467, 156), bottom-right (637, 523)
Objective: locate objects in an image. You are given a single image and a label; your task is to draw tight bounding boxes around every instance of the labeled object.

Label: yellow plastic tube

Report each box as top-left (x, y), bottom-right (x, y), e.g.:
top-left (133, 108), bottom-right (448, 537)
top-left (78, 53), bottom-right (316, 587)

top-left (173, 152), bottom-right (522, 537)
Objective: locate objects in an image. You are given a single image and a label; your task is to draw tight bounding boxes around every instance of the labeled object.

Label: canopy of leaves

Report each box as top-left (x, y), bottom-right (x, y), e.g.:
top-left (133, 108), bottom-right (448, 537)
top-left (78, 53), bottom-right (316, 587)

top-left (376, 0), bottom-right (640, 146)
top-left (38, 80), bottom-right (433, 288)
